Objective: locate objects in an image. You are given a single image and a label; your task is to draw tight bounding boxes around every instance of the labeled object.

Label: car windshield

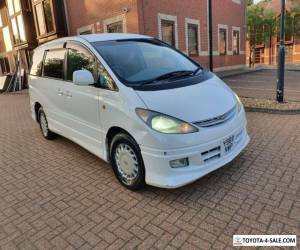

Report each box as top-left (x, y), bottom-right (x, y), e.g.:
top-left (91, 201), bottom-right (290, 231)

top-left (92, 39), bottom-right (199, 85)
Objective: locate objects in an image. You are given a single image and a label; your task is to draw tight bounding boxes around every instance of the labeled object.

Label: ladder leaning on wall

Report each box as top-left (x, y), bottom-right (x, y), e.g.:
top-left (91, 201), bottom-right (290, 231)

top-left (6, 50), bottom-right (23, 93)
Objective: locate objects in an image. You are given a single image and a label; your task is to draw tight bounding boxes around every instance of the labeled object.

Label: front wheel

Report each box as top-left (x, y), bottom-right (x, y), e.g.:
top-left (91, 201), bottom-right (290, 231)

top-left (110, 133), bottom-right (145, 190)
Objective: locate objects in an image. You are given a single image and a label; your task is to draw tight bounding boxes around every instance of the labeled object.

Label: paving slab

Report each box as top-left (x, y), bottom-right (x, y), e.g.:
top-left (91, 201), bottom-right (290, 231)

top-left (0, 93), bottom-right (299, 249)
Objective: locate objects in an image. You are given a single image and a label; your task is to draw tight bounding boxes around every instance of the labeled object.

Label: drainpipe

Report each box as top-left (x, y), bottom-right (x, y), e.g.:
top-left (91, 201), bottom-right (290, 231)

top-left (63, 0), bottom-right (70, 35)
top-left (208, 0), bottom-right (213, 72)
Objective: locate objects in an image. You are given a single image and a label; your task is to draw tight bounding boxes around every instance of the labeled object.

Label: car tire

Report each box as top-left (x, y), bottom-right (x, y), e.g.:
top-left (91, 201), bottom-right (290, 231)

top-left (110, 133), bottom-right (145, 190)
top-left (38, 107), bottom-right (56, 140)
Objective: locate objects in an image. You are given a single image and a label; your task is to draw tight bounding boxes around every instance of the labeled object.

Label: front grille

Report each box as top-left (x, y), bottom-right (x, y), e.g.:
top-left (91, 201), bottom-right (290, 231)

top-left (194, 106), bottom-right (236, 128)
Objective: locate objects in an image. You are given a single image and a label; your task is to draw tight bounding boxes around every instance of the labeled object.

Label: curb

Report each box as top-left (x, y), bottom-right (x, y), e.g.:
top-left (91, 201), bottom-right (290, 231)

top-left (218, 66), bottom-right (300, 79)
top-left (245, 106), bottom-right (300, 115)
top-left (218, 68), bottom-right (264, 78)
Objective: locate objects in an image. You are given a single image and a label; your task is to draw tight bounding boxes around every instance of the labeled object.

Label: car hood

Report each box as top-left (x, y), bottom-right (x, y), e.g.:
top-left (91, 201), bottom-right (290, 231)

top-left (135, 76), bottom-right (236, 122)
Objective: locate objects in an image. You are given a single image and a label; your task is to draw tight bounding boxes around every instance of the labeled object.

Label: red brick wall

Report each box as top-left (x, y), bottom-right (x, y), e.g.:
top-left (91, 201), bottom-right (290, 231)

top-left (137, 0), bottom-right (208, 51)
top-left (65, 0), bottom-right (246, 71)
top-left (65, 0), bottom-right (140, 35)
top-left (136, 0), bottom-right (246, 69)
top-left (211, 0), bottom-right (246, 69)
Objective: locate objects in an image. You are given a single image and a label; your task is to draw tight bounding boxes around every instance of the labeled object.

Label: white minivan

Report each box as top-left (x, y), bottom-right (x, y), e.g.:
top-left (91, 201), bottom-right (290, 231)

top-left (29, 33), bottom-right (249, 190)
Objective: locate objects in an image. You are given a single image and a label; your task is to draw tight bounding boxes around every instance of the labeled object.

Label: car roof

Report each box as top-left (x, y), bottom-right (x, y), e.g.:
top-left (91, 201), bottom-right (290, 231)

top-left (79, 33), bottom-right (152, 42)
top-left (35, 33), bottom-right (152, 51)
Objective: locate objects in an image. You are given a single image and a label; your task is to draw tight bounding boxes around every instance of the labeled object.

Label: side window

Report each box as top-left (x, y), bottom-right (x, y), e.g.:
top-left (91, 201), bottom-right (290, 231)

top-left (30, 49), bottom-right (44, 76)
top-left (96, 61), bottom-right (117, 91)
top-left (67, 48), bottom-right (95, 81)
top-left (43, 49), bottom-right (66, 79)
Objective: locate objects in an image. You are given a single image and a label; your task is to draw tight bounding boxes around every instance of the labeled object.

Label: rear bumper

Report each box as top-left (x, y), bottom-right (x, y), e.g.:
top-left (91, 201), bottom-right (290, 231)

top-left (141, 125), bottom-right (249, 188)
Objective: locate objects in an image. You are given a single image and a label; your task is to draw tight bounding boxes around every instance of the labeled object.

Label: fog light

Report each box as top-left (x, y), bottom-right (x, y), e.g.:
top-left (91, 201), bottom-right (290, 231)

top-left (170, 158), bottom-right (189, 168)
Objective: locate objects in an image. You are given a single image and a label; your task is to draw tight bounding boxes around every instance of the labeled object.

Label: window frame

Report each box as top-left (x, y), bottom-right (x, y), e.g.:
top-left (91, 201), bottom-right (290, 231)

top-left (103, 14), bottom-right (126, 33)
top-left (32, 0), bottom-right (56, 38)
top-left (65, 42), bottom-right (96, 83)
top-left (218, 24), bottom-right (228, 56)
top-left (0, 57), bottom-right (11, 74)
top-left (185, 18), bottom-right (200, 56)
top-left (77, 24), bottom-right (95, 35)
top-left (65, 41), bottom-right (118, 91)
top-left (232, 27), bottom-right (240, 55)
top-left (30, 48), bottom-right (46, 76)
top-left (42, 48), bottom-right (67, 80)
top-left (6, 0), bottom-right (27, 45)
top-left (158, 13), bottom-right (178, 49)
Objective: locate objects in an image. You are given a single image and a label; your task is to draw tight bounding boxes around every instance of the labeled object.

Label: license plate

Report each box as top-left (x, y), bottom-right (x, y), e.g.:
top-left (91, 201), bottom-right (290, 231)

top-left (224, 135), bottom-right (234, 152)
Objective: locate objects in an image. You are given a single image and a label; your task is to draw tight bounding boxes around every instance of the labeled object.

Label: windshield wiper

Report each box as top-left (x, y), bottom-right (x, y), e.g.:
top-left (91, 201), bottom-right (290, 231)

top-left (193, 66), bottom-right (203, 75)
top-left (140, 70), bottom-right (194, 86)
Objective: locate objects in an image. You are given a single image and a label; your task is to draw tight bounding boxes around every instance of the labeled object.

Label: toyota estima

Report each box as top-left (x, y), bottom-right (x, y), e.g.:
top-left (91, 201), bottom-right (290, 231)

top-left (29, 33), bottom-right (249, 190)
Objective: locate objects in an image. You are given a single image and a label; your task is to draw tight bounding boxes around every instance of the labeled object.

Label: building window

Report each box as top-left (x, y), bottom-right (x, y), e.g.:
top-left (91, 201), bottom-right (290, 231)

top-left (3, 26), bottom-right (13, 51)
top-left (219, 27), bottom-right (227, 55)
top-left (77, 24), bottom-right (94, 35)
top-left (161, 20), bottom-right (175, 46)
top-left (187, 24), bottom-right (198, 56)
top-left (10, 15), bottom-right (26, 44)
top-left (0, 57), bottom-right (10, 74)
top-left (158, 14), bottom-right (178, 48)
top-left (107, 21), bottom-right (123, 33)
top-left (6, 0), bottom-right (26, 44)
top-left (232, 28), bottom-right (240, 55)
top-left (33, 0), bottom-right (55, 36)
top-left (7, 0), bottom-right (20, 17)
top-left (103, 15), bottom-right (126, 33)
top-left (185, 19), bottom-right (200, 56)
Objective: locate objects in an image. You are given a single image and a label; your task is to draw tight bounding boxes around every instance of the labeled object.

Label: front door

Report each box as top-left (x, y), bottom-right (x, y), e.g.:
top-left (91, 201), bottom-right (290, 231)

top-left (63, 42), bottom-right (103, 157)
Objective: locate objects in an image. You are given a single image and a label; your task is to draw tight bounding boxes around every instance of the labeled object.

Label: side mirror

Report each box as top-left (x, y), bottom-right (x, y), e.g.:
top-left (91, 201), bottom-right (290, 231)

top-left (73, 69), bottom-right (94, 86)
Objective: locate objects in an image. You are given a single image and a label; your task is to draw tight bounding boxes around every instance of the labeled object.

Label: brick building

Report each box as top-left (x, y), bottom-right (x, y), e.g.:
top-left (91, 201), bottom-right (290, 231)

top-left (64, 0), bottom-right (247, 71)
top-left (0, 0), bottom-right (67, 82)
top-left (0, 0), bottom-right (247, 82)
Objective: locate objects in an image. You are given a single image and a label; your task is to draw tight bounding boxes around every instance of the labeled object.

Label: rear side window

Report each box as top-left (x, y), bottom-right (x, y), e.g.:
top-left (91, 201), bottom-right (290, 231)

top-left (30, 49), bottom-right (44, 76)
top-left (43, 49), bottom-right (66, 79)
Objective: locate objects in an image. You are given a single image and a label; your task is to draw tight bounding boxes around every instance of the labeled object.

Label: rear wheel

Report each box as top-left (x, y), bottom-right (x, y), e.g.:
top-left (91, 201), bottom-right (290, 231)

top-left (110, 133), bottom-right (145, 190)
top-left (38, 107), bottom-right (56, 140)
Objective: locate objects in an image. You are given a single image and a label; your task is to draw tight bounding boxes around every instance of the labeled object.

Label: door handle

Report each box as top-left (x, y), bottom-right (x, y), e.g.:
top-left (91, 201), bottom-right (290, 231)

top-left (57, 89), bottom-right (64, 96)
top-left (65, 91), bottom-right (72, 98)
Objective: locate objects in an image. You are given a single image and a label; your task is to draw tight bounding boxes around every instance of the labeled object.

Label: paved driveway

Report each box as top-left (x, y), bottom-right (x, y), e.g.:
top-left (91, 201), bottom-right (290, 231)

top-left (222, 69), bottom-right (300, 101)
top-left (0, 93), bottom-right (299, 249)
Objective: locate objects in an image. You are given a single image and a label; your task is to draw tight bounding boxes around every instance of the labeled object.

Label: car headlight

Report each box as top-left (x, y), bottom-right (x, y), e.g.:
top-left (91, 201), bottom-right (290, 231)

top-left (234, 93), bottom-right (243, 112)
top-left (136, 108), bottom-right (199, 134)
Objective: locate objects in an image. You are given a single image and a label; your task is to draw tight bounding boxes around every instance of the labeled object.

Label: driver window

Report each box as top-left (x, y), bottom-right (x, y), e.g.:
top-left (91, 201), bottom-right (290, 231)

top-left (67, 48), bottom-right (95, 82)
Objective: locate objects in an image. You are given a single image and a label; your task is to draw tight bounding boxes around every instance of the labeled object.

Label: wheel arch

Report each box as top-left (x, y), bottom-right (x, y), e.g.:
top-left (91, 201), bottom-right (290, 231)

top-left (34, 102), bottom-right (42, 122)
top-left (105, 126), bottom-right (138, 161)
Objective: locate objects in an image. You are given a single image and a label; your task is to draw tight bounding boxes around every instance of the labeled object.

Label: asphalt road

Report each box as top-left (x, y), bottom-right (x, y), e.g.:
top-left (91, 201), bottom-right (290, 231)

top-left (222, 69), bottom-right (300, 102)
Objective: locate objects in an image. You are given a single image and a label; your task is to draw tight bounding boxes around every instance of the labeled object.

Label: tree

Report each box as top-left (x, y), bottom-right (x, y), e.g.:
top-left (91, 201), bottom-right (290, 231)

top-left (247, 4), bottom-right (276, 48)
top-left (247, 0), bottom-right (254, 6)
top-left (247, 0), bottom-right (300, 62)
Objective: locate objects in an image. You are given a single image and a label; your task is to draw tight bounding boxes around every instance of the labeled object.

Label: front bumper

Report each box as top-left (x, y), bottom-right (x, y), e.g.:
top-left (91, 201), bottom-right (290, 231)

top-left (141, 125), bottom-right (249, 188)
